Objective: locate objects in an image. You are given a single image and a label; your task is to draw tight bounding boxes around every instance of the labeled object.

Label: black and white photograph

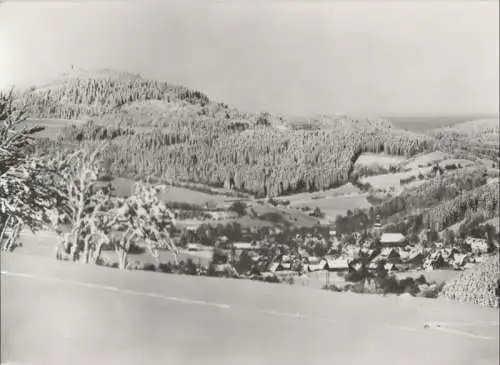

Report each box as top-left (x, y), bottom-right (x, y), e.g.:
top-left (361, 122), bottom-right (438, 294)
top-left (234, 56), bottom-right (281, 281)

top-left (0, 0), bottom-right (499, 364)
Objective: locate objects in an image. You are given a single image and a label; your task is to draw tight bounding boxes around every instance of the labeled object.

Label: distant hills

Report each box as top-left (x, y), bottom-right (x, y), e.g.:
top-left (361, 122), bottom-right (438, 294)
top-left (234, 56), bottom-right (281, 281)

top-left (16, 69), bottom-right (499, 198)
top-left (385, 115), bottom-right (499, 132)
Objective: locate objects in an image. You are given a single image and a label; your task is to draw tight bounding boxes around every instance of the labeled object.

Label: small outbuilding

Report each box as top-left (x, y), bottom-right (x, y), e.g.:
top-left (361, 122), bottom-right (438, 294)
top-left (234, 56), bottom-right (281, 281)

top-left (232, 242), bottom-right (256, 251)
top-left (186, 243), bottom-right (202, 251)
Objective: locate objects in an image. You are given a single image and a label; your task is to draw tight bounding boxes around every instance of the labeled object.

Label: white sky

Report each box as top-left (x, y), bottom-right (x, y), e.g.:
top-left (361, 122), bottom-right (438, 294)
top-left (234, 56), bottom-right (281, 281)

top-left (0, 0), bottom-right (498, 116)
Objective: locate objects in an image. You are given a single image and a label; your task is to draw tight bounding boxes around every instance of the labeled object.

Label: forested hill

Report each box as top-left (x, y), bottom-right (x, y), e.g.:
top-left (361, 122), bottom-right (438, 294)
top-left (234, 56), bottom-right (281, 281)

top-left (20, 69), bottom-right (219, 121)
top-left (18, 69), bottom-right (490, 197)
top-left (333, 167), bottom-right (499, 237)
top-left (427, 119), bottom-right (499, 161)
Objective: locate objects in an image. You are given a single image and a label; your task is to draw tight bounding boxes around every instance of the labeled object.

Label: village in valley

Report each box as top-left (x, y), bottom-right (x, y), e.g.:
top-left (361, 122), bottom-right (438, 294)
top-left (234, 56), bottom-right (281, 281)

top-left (3, 75), bottom-right (499, 303)
top-left (170, 211), bottom-right (496, 292)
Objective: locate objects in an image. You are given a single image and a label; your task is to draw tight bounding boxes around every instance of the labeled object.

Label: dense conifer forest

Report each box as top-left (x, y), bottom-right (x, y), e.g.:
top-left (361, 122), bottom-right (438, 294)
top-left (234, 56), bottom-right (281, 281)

top-left (21, 73), bottom-right (437, 197)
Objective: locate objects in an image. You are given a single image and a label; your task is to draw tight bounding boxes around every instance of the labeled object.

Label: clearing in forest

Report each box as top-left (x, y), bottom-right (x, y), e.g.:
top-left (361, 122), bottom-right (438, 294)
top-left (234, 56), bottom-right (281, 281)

top-left (289, 194), bottom-right (372, 220)
top-left (404, 151), bottom-right (451, 170)
top-left (354, 153), bottom-right (406, 168)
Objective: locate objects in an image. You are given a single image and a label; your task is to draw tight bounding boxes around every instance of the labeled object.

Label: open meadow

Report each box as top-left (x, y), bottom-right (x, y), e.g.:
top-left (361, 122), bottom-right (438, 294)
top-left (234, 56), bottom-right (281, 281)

top-left (111, 177), bottom-right (232, 205)
top-left (23, 118), bottom-right (87, 139)
top-left (2, 252), bottom-right (499, 365)
top-left (289, 194), bottom-right (372, 220)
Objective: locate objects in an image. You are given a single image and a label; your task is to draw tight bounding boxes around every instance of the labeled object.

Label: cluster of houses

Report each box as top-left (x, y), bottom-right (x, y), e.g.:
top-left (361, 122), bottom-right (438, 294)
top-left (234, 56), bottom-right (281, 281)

top-left (255, 245), bottom-right (474, 276)
top-left (180, 226), bottom-right (495, 279)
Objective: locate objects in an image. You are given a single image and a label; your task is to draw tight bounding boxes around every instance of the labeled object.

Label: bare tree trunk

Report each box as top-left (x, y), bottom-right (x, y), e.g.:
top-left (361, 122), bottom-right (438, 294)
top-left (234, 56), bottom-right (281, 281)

top-left (55, 240), bottom-right (64, 260)
top-left (172, 251), bottom-right (179, 266)
top-left (115, 238), bottom-right (129, 270)
top-left (69, 227), bottom-right (81, 262)
top-left (83, 234), bottom-right (92, 264)
top-left (148, 241), bottom-right (161, 269)
top-left (91, 240), bottom-right (104, 264)
top-left (55, 232), bottom-right (69, 260)
top-left (4, 221), bottom-right (21, 252)
top-left (152, 250), bottom-right (160, 269)
top-left (117, 249), bottom-right (128, 270)
top-left (0, 215), bottom-right (11, 251)
top-left (121, 251), bottom-right (128, 269)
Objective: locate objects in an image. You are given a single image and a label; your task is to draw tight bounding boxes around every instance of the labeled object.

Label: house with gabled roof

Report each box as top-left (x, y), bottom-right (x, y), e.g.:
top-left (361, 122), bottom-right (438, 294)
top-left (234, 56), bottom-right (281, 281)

top-left (307, 257), bottom-right (326, 272)
top-left (267, 262), bottom-right (283, 273)
top-left (380, 233), bottom-right (406, 246)
top-left (323, 256), bottom-right (349, 271)
top-left (379, 247), bottom-right (401, 263)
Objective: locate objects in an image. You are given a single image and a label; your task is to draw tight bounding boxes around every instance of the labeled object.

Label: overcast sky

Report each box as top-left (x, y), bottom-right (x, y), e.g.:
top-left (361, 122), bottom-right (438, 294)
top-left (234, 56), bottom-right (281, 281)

top-left (0, 1), bottom-right (498, 116)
